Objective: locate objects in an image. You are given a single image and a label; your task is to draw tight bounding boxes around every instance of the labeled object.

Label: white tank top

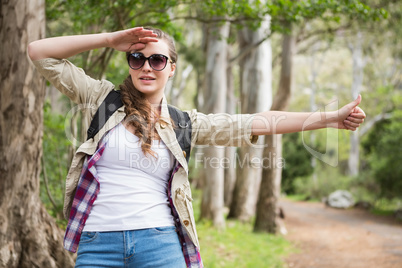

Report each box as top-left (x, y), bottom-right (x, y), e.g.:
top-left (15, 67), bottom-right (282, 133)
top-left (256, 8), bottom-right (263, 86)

top-left (83, 123), bottom-right (175, 232)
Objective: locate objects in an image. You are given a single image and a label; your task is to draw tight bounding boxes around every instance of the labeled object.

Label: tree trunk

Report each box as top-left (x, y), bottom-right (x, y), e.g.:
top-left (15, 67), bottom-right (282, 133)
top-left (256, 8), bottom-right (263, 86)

top-left (347, 31), bottom-right (364, 177)
top-left (308, 42), bottom-right (328, 187)
top-left (199, 22), bottom-right (230, 229)
top-left (254, 134), bottom-right (284, 233)
top-left (228, 16), bottom-right (272, 221)
top-left (0, 1), bottom-right (74, 267)
top-left (224, 46), bottom-right (237, 208)
top-left (254, 32), bottom-right (295, 233)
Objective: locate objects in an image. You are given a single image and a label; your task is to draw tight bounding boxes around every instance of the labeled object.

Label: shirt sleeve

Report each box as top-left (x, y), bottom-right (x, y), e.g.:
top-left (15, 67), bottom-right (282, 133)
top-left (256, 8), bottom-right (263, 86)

top-left (188, 109), bottom-right (259, 147)
top-left (32, 58), bottom-right (114, 105)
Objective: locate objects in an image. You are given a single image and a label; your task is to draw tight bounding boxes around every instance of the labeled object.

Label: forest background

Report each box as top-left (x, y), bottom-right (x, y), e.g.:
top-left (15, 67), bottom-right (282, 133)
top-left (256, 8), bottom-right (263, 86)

top-left (0, 0), bottom-right (401, 267)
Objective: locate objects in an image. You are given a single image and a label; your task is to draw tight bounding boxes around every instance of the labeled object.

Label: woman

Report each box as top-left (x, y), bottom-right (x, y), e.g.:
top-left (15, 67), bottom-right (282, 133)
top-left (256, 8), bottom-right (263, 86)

top-left (28, 27), bottom-right (365, 268)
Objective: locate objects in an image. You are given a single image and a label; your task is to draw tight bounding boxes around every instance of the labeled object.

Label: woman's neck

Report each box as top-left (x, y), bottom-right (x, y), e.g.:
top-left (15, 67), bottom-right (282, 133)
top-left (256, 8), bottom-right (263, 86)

top-left (146, 95), bottom-right (163, 118)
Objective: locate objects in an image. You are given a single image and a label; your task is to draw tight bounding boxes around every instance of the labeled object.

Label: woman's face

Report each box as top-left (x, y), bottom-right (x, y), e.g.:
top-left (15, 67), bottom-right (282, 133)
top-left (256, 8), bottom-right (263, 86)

top-left (129, 39), bottom-right (175, 105)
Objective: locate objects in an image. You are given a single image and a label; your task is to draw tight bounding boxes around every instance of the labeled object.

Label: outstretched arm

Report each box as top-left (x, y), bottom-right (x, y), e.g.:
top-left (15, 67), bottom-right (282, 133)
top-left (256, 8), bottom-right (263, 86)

top-left (252, 95), bottom-right (366, 135)
top-left (28, 27), bottom-right (158, 61)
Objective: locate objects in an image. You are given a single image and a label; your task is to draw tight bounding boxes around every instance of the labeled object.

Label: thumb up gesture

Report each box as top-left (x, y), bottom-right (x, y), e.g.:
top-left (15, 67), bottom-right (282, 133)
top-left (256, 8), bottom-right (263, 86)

top-left (333, 95), bottom-right (366, 131)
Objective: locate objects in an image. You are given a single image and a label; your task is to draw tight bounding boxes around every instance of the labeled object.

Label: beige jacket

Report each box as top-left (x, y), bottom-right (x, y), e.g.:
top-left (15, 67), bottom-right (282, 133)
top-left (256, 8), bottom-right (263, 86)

top-left (33, 58), bottom-right (258, 249)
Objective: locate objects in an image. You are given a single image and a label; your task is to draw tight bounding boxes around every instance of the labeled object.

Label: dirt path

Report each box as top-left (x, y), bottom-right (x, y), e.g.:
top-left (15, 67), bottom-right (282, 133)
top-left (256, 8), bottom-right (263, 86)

top-left (279, 199), bottom-right (402, 268)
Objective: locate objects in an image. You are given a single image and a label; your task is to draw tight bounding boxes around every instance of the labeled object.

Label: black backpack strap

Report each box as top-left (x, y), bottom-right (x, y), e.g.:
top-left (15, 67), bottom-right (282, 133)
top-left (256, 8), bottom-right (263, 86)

top-left (168, 105), bottom-right (192, 163)
top-left (87, 90), bottom-right (123, 141)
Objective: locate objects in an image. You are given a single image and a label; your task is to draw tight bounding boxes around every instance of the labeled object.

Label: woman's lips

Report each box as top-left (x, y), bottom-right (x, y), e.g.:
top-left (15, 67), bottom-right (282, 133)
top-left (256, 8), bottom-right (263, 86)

top-left (139, 76), bottom-right (155, 84)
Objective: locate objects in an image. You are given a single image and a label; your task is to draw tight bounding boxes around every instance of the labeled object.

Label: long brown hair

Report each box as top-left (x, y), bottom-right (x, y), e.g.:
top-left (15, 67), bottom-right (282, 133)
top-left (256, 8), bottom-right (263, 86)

top-left (119, 27), bottom-right (177, 157)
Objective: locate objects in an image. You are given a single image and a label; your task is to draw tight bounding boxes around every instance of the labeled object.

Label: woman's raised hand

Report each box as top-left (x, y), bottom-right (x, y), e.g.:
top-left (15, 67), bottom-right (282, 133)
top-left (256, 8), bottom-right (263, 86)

top-left (106, 27), bottom-right (159, 52)
top-left (28, 27), bottom-right (159, 61)
top-left (332, 95), bottom-right (366, 131)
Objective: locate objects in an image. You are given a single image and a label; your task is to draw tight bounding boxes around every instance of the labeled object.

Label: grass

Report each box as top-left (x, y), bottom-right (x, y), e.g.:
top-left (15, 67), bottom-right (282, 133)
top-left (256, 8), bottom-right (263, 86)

top-left (192, 190), bottom-right (294, 267)
top-left (283, 193), bottom-right (319, 202)
top-left (196, 220), bottom-right (293, 268)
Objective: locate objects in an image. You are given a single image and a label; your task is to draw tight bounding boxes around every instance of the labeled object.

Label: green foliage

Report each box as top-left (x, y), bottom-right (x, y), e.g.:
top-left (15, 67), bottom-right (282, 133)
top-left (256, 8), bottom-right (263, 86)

top-left (44, 0), bottom-right (389, 90)
top-left (362, 110), bottom-right (402, 199)
top-left (104, 51), bottom-right (129, 86)
top-left (46, 0), bottom-right (388, 41)
top-left (41, 101), bottom-right (70, 227)
top-left (370, 198), bottom-right (402, 217)
top-left (47, 0), bottom-right (178, 31)
top-left (292, 165), bottom-right (355, 200)
top-left (282, 132), bottom-right (314, 194)
top-left (266, 0), bottom-right (388, 33)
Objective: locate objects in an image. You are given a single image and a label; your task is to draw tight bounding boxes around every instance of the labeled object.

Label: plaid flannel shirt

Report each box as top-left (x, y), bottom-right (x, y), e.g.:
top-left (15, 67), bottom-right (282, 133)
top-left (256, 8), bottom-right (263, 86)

top-left (63, 127), bottom-right (203, 267)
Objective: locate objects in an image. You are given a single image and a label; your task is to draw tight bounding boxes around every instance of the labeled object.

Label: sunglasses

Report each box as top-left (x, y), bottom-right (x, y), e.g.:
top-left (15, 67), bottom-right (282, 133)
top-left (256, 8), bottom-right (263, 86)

top-left (127, 52), bottom-right (173, 71)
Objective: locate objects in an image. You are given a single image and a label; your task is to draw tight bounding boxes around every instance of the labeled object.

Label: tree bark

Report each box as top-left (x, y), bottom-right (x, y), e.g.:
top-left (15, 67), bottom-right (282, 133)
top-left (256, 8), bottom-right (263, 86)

top-left (254, 134), bottom-right (284, 233)
top-left (0, 1), bottom-right (74, 267)
top-left (199, 22), bottom-right (230, 229)
top-left (224, 45), bottom-right (237, 207)
top-left (254, 32), bottom-right (295, 233)
top-left (228, 16), bottom-right (272, 221)
top-left (308, 41), bottom-right (328, 188)
top-left (347, 31), bottom-right (364, 177)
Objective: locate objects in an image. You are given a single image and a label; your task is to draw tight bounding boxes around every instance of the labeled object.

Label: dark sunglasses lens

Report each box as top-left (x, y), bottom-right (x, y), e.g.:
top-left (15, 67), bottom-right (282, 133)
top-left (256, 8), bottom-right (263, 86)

top-left (149, 55), bottom-right (167, 71)
top-left (128, 54), bottom-right (145, 69)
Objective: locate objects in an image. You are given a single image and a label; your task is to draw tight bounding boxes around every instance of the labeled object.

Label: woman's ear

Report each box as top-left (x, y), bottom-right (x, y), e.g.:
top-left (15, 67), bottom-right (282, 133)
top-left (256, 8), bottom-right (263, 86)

top-left (169, 63), bottom-right (176, 78)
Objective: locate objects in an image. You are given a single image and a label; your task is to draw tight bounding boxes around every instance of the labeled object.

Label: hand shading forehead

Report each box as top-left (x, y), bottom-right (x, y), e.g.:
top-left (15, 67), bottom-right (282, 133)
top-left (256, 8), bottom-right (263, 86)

top-left (132, 39), bottom-right (170, 57)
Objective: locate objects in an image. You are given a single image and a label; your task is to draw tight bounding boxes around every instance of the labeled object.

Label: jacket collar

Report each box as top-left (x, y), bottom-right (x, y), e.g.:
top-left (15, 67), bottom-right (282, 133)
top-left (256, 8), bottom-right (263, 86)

top-left (159, 95), bottom-right (172, 124)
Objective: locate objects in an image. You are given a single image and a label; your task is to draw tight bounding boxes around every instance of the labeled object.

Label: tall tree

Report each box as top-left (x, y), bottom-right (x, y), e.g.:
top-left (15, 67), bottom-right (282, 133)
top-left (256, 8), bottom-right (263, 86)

top-left (347, 31), bottom-right (365, 176)
top-left (0, 0), bottom-right (74, 267)
top-left (228, 14), bottom-right (272, 221)
top-left (224, 40), bottom-right (238, 207)
top-left (254, 31), bottom-right (295, 233)
top-left (199, 22), bottom-right (230, 228)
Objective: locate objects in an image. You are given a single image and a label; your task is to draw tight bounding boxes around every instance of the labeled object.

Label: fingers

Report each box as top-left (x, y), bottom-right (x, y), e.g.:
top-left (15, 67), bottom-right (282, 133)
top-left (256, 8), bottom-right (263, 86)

top-left (344, 105), bottom-right (365, 130)
top-left (138, 37), bottom-right (159, 43)
top-left (346, 116), bottom-right (364, 124)
top-left (344, 119), bottom-right (361, 128)
top-left (123, 28), bottom-right (158, 44)
top-left (344, 111), bottom-right (365, 130)
top-left (128, 28), bottom-right (158, 47)
top-left (117, 28), bottom-right (158, 52)
top-left (348, 107), bottom-right (366, 127)
top-left (131, 43), bottom-right (146, 50)
top-left (349, 113), bottom-right (366, 119)
top-left (352, 106), bottom-right (366, 118)
top-left (347, 106), bottom-right (366, 122)
top-left (128, 27), bottom-right (158, 39)
top-left (130, 37), bottom-right (159, 51)
top-left (346, 126), bottom-right (358, 131)
top-left (343, 119), bottom-right (359, 131)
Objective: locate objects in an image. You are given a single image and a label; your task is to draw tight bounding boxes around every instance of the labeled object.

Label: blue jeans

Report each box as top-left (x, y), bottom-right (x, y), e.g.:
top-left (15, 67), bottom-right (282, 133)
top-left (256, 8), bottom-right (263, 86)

top-left (75, 226), bottom-right (186, 268)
